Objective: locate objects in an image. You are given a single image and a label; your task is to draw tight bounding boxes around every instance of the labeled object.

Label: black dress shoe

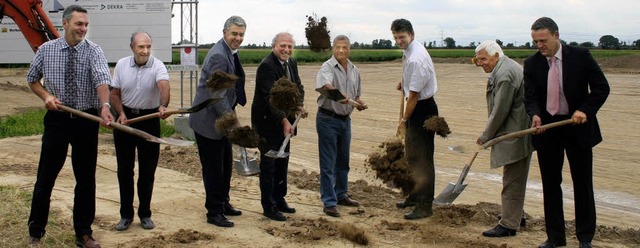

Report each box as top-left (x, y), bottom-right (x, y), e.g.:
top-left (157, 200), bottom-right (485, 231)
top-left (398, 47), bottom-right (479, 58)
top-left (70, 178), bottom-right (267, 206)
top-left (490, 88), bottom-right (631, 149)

top-left (538, 239), bottom-right (567, 248)
top-left (579, 242), bottom-right (592, 248)
top-left (276, 202), bottom-right (296, 213)
top-left (404, 204), bottom-right (433, 220)
top-left (207, 214), bottom-right (234, 227)
top-left (337, 196), bottom-right (360, 207)
top-left (263, 209), bottom-right (287, 221)
top-left (482, 225), bottom-right (516, 237)
top-left (224, 203), bottom-right (242, 216)
top-left (396, 199), bottom-right (417, 209)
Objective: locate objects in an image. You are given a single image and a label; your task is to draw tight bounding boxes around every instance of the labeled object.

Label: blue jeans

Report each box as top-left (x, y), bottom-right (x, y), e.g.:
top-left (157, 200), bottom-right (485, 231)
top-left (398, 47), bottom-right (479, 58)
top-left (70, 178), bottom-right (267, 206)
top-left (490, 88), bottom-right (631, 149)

top-left (316, 111), bottom-right (351, 207)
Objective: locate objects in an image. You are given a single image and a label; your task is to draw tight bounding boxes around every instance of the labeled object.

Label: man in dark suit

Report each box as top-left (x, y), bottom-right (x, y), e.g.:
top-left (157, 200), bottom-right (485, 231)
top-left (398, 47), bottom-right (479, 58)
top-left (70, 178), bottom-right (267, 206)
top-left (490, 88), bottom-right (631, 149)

top-left (189, 15), bottom-right (247, 228)
top-left (251, 32), bottom-right (305, 221)
top-left (524, 17), bottom-right (610, 248)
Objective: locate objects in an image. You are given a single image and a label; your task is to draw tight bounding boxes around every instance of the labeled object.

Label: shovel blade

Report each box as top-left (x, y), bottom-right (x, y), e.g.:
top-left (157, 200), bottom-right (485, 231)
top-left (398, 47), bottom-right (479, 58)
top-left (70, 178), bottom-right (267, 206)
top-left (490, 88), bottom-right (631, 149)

top-left (433, 182), bottom-right (467, 206)
top-left (233, 148), bottom-right (260, 176)
top-left (264, 150), bottom-right (289, 158)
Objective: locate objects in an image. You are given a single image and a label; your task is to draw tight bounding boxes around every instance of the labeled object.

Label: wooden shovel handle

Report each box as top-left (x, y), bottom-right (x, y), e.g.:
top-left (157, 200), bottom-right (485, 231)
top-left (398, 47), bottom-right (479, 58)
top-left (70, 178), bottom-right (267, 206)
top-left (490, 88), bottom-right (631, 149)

top-left (56, 104), bottom-right (157, 141)
top-left (481, 119), bottom-right (574, 149)
top-left (127, 109), bottom-right (188, 124)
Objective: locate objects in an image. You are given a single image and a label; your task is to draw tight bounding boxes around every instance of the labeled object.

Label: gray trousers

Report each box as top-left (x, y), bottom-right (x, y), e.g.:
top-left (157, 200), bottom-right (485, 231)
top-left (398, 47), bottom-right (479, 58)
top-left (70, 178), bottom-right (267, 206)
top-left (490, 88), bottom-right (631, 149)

top-left (498, 154), bottom-right (532, 230)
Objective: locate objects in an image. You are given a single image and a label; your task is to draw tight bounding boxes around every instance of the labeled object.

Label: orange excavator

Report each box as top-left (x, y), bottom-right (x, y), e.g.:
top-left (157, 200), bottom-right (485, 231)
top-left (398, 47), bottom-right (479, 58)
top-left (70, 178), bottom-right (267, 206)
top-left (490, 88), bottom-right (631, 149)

top-left (0, 0), bottom-right (59, 53)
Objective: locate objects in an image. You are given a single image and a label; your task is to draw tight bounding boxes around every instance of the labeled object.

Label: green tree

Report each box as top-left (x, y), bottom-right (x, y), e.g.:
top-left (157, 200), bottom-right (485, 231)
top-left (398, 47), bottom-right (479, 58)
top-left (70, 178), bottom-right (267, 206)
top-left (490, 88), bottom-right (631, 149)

top-left (599, 35), bottom-right (620, 49)
top-left (443, 37), bottom-right (456, 48)
top-left (305, 13), bottom-right (331, 52)
top-left (495, 39), bottom-right (503, 47)
top-left (579, 41), bottom-right (595, 48)
top-left (633, 39), bottom-right (640, 49)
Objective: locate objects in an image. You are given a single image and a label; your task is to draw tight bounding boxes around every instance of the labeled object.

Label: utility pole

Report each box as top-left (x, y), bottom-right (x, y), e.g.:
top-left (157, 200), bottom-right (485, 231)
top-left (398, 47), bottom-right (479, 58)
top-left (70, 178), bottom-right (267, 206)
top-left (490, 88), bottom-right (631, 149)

top-left (440, 30), bottom-right (444, 48)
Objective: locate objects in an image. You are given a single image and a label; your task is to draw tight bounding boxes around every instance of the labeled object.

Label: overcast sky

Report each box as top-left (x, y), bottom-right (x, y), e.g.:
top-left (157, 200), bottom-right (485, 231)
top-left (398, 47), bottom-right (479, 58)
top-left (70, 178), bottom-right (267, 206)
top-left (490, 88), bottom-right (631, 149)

top-left (171, 0), bottom-right (640, 47)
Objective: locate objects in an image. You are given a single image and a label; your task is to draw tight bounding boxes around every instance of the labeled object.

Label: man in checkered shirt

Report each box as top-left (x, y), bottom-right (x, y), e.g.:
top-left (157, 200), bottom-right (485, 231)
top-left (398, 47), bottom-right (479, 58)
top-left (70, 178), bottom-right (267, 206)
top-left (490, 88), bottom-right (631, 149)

top-left (25, 5), bottom-right (112, 248)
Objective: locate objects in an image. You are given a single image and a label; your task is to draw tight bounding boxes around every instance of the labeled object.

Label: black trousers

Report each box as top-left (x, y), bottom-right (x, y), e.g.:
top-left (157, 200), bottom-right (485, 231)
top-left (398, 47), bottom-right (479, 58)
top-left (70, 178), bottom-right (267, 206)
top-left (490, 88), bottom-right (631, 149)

top-left (258, 135), bottom-right (290, 212)
top-left (28, 109), bottom-right (99, 238)
top-left (194, 132), bottom-right (233, 216)
top-left (405, 98), bottom-right (438, 205)
top-left (113, 107), bottom-right (160, 219)
top-left (535, 116), bottom-right (596, 243)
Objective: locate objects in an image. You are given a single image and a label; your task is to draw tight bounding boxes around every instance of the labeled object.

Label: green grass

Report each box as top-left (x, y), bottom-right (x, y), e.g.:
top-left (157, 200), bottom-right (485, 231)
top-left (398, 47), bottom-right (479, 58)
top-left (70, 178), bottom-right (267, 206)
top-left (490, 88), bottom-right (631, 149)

top-left (173, 48), bottom-right (640, 65)
top-left (0, 185), bottom-right (76, 247)
top-left (0, 108), bottom-right (46, 138)
top-left (0, 109), bottom-right (176, 138)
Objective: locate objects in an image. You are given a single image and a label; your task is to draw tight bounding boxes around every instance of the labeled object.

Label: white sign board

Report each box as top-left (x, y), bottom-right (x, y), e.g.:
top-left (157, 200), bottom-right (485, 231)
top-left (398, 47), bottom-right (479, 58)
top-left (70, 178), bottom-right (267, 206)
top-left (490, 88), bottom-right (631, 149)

top-left (180, 47), bottom-right (196, 65)
top-left (0, 0), bottom-right (172, 63)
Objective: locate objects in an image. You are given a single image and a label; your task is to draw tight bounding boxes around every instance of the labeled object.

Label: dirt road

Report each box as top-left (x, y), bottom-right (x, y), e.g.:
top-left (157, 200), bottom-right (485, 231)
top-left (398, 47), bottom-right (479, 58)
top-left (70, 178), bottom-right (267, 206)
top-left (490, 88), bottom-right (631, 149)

top-left (0, 60), bottom-right (638, 247)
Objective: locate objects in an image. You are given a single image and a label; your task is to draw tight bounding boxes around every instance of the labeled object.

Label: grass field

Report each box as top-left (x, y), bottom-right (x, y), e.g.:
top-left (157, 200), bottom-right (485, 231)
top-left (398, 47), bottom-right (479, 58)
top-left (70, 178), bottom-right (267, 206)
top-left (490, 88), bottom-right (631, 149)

top-left (173, 48), bottom-right (640, 65)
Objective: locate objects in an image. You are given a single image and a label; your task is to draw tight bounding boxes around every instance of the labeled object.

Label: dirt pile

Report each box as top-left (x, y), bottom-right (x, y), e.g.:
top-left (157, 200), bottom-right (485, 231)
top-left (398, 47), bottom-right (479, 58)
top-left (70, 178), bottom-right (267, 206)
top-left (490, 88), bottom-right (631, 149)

top-left (365, 139), bottom-right (414, 195)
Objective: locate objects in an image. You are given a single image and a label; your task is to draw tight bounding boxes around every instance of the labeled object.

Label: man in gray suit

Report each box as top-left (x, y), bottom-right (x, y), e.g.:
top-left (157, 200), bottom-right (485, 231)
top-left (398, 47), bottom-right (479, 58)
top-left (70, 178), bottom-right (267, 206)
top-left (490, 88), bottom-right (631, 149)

top-left (474, 40), bottom-right (533, 238)
top-left (189, 15), bottom-right (247, 228)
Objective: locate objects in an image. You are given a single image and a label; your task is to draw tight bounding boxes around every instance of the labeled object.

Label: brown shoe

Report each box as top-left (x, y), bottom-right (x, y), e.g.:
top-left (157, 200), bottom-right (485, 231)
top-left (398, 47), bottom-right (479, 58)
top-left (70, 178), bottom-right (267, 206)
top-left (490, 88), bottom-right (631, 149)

top-left (76, 234), bottom-right (101, 248)
top-left (323, 206), bottom-right (340, 217)
top-left (28, 237), bottom-right (41, 248)
top-left (337, 196), bottom-right (360, 207)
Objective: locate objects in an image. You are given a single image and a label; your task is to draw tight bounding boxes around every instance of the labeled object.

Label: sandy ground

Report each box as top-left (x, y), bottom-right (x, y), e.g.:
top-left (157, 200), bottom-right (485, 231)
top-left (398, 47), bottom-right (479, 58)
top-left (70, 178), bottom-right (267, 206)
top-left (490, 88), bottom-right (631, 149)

top-left (1, 58), bottom-right (639, 247)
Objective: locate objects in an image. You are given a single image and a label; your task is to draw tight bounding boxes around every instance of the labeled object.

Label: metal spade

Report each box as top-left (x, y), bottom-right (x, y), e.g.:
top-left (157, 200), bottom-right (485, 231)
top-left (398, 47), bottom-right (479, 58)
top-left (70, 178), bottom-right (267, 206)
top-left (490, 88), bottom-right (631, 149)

top-left (264, 114), bottom-right (302, 158)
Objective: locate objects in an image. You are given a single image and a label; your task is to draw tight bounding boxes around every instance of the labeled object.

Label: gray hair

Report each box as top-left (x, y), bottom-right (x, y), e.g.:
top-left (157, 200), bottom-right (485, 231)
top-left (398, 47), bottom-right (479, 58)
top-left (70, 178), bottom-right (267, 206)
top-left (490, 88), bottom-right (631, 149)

top-left (531, 17), bottom-right (559, 35)
top-left (224, 15), bottom-right (247, 30)
top-left (475, 40), bottom-right (503, 58)
top-left (271, 32), bottom-right (295, 47)
top-left (130, 31), bottom-right (152, 47)
top-left (62, 5), bottom-right (87, 21)
top-left (332, 35), bottom-right (351, 47)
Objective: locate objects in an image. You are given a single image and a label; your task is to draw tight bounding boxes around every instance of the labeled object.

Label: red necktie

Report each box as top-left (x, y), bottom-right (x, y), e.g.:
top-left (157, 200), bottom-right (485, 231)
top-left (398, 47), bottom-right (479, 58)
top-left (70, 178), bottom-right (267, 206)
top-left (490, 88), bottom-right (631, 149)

top-left (546, 56), bottom-right (560, 115)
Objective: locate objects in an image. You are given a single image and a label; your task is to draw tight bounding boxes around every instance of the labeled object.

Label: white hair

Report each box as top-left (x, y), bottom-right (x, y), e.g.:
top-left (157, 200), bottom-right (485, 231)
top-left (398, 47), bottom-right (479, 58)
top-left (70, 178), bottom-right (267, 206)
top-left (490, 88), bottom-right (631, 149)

top-left (475, 40), bottom-right (504, 58)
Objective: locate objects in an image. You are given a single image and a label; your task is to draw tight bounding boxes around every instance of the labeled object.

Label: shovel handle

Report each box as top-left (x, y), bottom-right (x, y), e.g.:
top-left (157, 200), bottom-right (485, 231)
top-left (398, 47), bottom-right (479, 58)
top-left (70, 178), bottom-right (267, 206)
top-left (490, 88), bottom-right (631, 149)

top-left (275, 114), bottom-right (302, 154)
top-left (56, 104), bottom-right (159, 143)
top-left (481, 119), bottom-right (574, 149)
top-left (127, 109), bottom-right (188, 124)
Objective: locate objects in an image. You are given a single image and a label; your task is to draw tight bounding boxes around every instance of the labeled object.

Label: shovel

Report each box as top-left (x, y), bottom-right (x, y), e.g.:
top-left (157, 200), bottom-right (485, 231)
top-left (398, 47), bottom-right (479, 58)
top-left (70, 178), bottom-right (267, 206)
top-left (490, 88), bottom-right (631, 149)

top-left (316, 88), bottom-right (363, 107)
top-left (56, 104), bottom-right (194, 146)
top-left (433, 119), bottom-right (574, 205)
top-left (264, 114), bottom-right (302, 158)
top-left (127, 98), bottom-right (220, 124)
top-left (233, 146), bottom-right (260, 176)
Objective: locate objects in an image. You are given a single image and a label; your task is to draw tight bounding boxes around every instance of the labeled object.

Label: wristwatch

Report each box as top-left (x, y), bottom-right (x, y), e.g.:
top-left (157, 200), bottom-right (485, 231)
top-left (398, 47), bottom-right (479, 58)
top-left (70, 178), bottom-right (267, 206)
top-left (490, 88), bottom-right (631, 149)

top-left (102, 102), bottom-right (111, 109)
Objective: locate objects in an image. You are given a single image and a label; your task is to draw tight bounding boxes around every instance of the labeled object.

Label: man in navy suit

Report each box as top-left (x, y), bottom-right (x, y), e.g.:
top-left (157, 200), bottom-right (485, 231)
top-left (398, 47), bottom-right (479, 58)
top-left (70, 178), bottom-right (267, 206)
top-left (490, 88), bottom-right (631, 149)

top-left (189, 15), bottom-right (247, 228)
top-left (524, 17), bottom-right (610, 248)
top-left (251, 32), bottom-right (305, 221)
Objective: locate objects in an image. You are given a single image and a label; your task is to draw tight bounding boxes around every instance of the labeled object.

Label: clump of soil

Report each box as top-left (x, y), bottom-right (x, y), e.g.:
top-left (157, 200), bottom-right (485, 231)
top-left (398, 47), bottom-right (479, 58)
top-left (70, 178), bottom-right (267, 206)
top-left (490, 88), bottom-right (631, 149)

top-left (424, 116), bottom-right (451, 138)
top-left (365, 139), bottom-right (414, 195)
top-left (206, 70), bottom-right (237, 93)
top-left (158, 145), bottom-right (202, 178)
top-left (337, 222), bottom-right (369, 245)
top-left (228, 126), bottom-right (261, 148)
top-left (215, 112), bottom-right (239, 134)
top-left (215, 112), bottom-right (260, 147)
top-left (120, 228), bottom-right (215, 247)
top-left (269, 77), bottom-right (302, 116)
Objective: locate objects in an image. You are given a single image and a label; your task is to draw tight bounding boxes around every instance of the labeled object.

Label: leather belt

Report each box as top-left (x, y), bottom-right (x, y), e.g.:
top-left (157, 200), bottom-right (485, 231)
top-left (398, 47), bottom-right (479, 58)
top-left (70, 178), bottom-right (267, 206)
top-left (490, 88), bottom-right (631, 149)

top-left (318, 108), bottom-right (349, 120)
top-left (123, 106), bottom-right (157, 116)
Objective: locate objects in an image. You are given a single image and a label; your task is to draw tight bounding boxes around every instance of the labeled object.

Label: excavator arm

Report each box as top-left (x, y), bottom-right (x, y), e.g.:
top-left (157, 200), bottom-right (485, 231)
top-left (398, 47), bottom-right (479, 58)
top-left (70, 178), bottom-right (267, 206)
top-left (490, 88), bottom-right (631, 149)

top-left (0, 0), bottom-right (59, 53)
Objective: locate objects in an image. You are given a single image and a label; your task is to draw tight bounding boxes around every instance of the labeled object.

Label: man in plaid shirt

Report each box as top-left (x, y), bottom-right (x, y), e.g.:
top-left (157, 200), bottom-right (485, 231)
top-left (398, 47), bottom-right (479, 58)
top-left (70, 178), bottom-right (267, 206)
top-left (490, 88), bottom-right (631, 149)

top-left (25, 5), bottom-right (112, 248)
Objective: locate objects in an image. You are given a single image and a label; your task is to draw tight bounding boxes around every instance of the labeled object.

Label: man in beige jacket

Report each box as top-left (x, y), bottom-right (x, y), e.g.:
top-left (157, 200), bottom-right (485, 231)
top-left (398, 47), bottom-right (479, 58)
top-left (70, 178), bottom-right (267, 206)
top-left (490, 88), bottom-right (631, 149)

top-left (474, 40), bottom-right (534, 237)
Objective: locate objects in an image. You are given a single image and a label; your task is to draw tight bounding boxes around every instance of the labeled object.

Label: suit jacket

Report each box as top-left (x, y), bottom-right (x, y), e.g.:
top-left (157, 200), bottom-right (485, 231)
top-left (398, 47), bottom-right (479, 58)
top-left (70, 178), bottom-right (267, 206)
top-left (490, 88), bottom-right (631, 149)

top-left (251, 53), bottom-right (304, 144)
top-left (189, 38), bottom-right (246, 139)
top-left (523, 44), bottom-right (610, 148)
top-left (481, 56), bottom-right (533, 168)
